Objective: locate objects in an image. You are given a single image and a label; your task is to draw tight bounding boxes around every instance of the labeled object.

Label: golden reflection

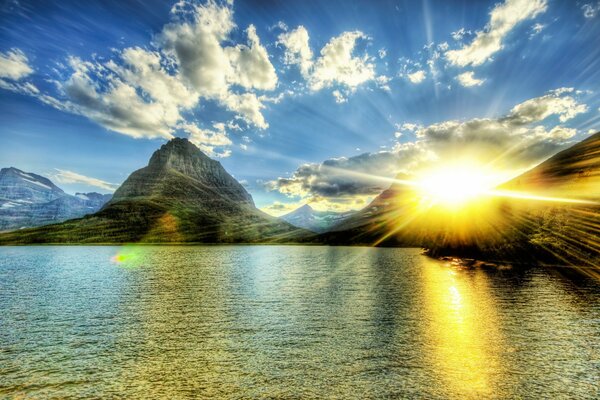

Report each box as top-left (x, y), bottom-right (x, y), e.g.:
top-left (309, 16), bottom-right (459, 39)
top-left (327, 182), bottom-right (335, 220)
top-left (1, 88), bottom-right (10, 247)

top-left (419, 259), bottom-right (505, 398)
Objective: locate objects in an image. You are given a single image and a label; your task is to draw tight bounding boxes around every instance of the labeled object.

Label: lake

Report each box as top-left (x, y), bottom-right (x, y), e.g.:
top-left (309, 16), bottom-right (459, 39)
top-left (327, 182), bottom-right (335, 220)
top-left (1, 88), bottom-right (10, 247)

top-left (0, 246), bottom-right (598, 398)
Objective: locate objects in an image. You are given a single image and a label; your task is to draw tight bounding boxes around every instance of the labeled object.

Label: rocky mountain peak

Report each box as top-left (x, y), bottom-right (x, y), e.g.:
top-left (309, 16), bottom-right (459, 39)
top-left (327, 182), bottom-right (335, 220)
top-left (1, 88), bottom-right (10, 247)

top-left (149, 137), bottom-right (211, 168)
top-left (0, 167), bottom-right (64, 203)
top-left (111, 137), bottom-right (254, 206)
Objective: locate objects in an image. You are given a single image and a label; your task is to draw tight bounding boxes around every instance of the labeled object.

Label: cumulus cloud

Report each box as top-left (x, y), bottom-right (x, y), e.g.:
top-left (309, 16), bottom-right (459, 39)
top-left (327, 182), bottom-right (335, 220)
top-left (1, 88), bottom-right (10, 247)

top-left (446, 0), bottom-right (547, 67)
top-left (456, 71), bottom-right (485, 87)
top-left (503, 88), bottom-right (587, 124)
top-left (278, 25), bottom-right (313, 76)
top-left (0, 0), bottom-right (279, 155)
top-left (53, 169), bottom-right (119, 192)
top-left (268, 88), bottom-right (588, 207)
top-left (278, 26), bottom-right (379, 99)
top-left (0, 49), bottom-right (33, 80)
top-left (407, 70), bottom-right (426, 84)
top-left (226, 25), bottom-right (278, 91)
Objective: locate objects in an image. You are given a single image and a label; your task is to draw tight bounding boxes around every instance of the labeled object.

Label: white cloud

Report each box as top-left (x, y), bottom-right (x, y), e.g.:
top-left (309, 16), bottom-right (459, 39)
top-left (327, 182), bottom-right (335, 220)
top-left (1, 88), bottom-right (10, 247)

top-left (158, 1), bottom-right (278, 127)
top-left (310, 31), bottom-right (375, 91)
top-left (222, 92), bottom-right (268, 129)
top-left (529, 23), bottom-right (546, 38)
top-left (407, 70), bottom-right (426, 84)
top-left (0, 49), bottom-right (33, 80)
top-left (225, 25), bottom-right (278, 91)
top-left (0, 0), bottom-right (278, 154)
top-left (332, 90), bottom-right (347, 103)
top-left (456, 71), bottom-right (485, 87)
top-left (53, 169), bottom-right (119, 192)
top-left (158, 0), bottom-right (236, 97)
top-left (451, 28), bottom-right (470, 41)
top-left (60, 56), bottom-right (178, 139)
top-left (278, 25), bottom-right (313, 76)
top-left (179, 122), bottom-right (232, 157)
top-left (278, 26), bottom-right (379, 99)
top-left (446, 0), bottom-right (548, 67)
top-left (582, 2), bottom-right (600, 18)
top-left (506, 88), bottom-right (587, 124)
top-left (395, 122), bottom-right (422, 134)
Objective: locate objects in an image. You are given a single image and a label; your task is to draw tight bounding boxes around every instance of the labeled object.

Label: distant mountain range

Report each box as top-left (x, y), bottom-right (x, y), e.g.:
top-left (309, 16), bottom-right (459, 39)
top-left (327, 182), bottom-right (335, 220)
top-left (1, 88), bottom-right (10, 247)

top-left (0, 167), bottom-right (111, 231)
top-left (0, 138), bottom-right (307, 243)
top-left (280, 204), bottom-right (355, 233)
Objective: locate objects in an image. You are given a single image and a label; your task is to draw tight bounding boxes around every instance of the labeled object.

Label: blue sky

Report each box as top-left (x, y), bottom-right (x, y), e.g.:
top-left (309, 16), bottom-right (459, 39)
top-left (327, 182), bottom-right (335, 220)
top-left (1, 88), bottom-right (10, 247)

top-left (1, 0), bottom-right (599, 213)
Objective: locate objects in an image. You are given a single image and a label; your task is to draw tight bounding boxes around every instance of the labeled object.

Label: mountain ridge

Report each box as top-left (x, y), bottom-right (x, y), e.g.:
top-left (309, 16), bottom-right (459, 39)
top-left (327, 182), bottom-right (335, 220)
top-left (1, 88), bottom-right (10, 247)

top-left (0, 138), bottom-right (307, 243)
top-left (281, 204), bottom-right (355, 233)
top-left (0, 167), bottom-right (111, 231)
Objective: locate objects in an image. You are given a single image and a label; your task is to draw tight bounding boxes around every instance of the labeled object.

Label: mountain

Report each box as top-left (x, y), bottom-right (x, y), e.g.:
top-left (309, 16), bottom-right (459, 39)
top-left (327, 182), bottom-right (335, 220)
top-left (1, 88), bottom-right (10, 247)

top-left (320, 173), bottom-right (423, 246)
top-left (0, 138), bottom-right (307, 243)
top-left (0, 167), bottom-right (111, 231)
top-left (476, 131), bottom-right (600, 266)
top-left (280, 204), bottom-right (355, 233)
top-left (324, 133), bottom-right (600, 267)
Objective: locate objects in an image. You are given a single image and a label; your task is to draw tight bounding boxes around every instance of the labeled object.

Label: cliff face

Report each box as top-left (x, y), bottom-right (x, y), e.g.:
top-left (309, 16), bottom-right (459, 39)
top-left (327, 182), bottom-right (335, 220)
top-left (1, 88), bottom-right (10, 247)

top-left (111, 138), bottom-right (254, 206)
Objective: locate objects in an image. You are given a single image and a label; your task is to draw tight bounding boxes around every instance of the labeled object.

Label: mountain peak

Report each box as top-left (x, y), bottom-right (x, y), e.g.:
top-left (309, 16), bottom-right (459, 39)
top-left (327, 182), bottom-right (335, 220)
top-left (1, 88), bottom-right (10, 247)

top-left (111, 136), bottom-right (255, 206)
top-left (0, 167), bottom-right (64, 198)
top-left (149, 137), bottom-right (211, 168)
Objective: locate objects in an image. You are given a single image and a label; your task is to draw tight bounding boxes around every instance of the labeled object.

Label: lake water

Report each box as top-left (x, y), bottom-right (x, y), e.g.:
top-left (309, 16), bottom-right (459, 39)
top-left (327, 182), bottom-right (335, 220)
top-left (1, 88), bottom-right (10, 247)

top-left (0, 246), bottom-right (599, 399)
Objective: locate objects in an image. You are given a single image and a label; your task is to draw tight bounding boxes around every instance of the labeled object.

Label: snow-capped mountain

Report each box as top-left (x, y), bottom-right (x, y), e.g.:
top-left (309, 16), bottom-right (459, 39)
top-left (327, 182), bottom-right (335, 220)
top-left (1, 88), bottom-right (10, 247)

top-left (0, 167), bottom-right (112, 231)
top-left (280, 204), bottom-right (355, 233)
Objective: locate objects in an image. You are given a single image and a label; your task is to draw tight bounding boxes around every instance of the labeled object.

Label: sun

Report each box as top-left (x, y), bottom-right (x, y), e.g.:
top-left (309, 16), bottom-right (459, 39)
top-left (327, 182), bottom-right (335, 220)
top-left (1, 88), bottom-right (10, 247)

top-left (415, 163), bottom-right (502, 207)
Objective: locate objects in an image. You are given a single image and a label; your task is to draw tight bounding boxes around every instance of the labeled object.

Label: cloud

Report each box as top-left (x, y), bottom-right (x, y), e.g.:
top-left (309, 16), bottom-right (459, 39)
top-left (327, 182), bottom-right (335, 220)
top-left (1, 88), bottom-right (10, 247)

top-left (1, 0), bottom-right (278, 153)
top-left (268, 88), bottom-right (588, 207)
top-left (60, 56), bottom-right (179, 139)
top-left (179, 122), bottom-right (232, 157)
top-left (445, 0), bottom-right (547, 67)
top-left (310, 31), bottom-right (375, 91)
top-left (503, 88), bottom-right (587, 124)
top-left (395, 122), bottom-right (422, 137)
top-left (451, 28), bottom-right (471, 41)
top-left (260, 201), bottom-right (301, 216)
top-left (278, 26), bottom-right (379, 98)
top-left (582, 2), bottom-right (600, 18)
top-left (332, 90), bottom-right (347, 103)
top-left (456, 71), bottom-right (485, 87)
top-left (529, 23), bottom-right (546, 38)
top-left (0, 48), bottom-right (33, 80)
top-left (158, 0), bottom-right (277, 127)
top-left (278, 25), bottom-right (313, 76)
top-left (53, 169), bottom-right (119, 192)
top-left (226, 25), bottom-right (278, 91)
top-left (407, 70), bottom-right (426, 84)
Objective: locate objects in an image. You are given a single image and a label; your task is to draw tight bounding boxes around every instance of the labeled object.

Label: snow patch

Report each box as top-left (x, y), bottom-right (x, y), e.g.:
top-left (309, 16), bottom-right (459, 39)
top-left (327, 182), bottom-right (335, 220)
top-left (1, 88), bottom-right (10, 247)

top-left (22, 178), bottom-right (52, 190)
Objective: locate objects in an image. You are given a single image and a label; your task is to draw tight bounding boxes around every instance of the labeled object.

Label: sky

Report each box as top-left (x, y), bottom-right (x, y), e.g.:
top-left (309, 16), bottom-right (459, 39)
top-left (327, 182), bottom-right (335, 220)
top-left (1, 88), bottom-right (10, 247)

top-left (1, 0), bottom-right (599, 214)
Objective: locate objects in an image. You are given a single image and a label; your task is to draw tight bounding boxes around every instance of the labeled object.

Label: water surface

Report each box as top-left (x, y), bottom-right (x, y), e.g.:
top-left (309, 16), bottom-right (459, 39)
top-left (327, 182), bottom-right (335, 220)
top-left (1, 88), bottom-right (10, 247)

top-left (1, 246), bottom-right (599, 398)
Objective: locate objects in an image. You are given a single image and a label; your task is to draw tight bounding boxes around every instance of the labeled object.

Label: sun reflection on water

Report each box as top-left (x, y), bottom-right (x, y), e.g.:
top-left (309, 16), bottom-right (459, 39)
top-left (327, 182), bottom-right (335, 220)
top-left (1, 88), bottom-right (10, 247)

top-left (420, 259), bottom-right (505, 398)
